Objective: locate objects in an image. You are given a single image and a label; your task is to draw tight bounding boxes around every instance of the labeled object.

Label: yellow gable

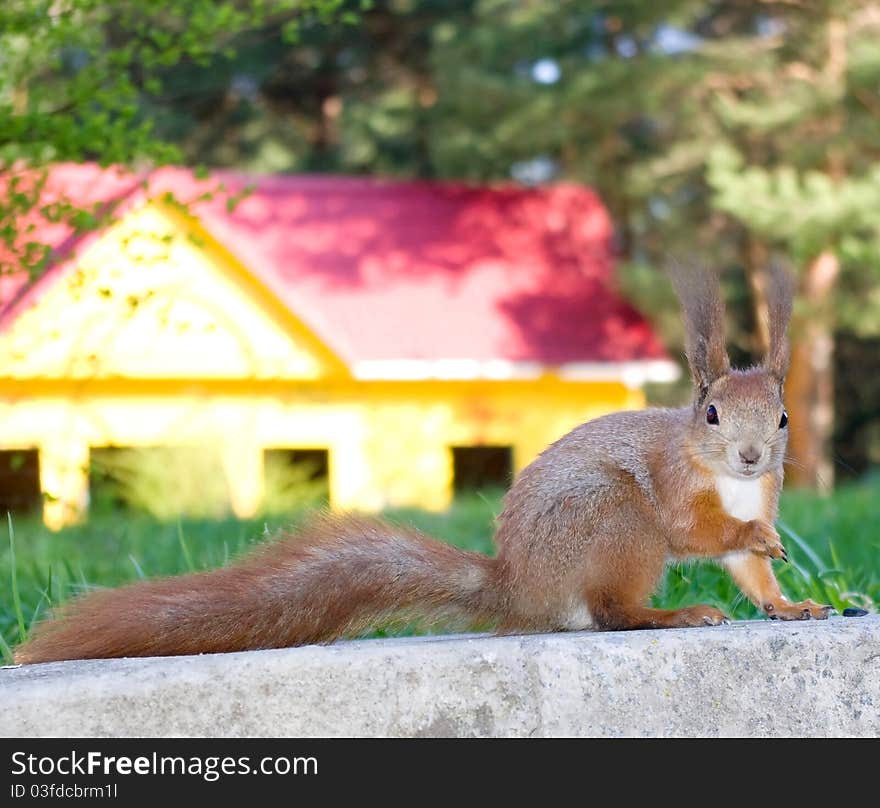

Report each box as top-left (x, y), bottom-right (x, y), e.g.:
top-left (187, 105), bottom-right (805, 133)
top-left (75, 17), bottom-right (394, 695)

top-left (0, 202), bottom-right (342, 381)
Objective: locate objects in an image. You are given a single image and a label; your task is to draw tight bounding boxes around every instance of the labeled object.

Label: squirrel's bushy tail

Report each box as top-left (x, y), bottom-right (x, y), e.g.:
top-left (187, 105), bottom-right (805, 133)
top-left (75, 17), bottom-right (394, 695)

top-left (14, 514), bottom-right (505, 664)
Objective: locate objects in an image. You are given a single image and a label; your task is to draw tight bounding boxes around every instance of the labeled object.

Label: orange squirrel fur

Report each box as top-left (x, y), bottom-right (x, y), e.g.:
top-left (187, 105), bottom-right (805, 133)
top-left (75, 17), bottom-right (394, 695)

top-left (14, 264), bottom-right (830, 664)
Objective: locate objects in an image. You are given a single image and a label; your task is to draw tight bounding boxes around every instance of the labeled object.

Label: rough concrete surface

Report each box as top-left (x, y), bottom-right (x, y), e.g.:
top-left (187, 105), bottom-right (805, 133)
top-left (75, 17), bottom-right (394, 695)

top-left (1, 616), bottom-right (878, 737)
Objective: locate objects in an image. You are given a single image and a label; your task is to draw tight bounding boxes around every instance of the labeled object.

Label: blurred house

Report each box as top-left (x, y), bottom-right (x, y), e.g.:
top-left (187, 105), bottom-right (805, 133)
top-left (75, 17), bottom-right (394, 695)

top-left (0, 164), bottom-right (676, 528)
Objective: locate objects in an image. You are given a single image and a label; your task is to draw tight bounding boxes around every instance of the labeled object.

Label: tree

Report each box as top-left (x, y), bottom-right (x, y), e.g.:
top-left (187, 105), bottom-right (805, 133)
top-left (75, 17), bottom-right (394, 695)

top-left (699, 2), bottom-right (880, 487)
top-left (0, 0), bottom-right (352, 279)
top-left (140, 0), bottom-right (477, 176)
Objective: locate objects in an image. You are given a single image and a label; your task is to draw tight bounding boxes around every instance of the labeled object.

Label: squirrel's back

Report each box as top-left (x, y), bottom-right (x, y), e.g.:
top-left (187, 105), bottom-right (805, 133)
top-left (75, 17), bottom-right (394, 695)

top-left (508, 407), bottom-right (687, 505)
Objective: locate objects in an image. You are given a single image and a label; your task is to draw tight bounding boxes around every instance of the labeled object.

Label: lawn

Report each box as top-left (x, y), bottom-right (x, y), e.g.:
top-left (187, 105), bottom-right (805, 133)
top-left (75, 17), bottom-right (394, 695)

top-left (2, 476), bottom-right (878, 662)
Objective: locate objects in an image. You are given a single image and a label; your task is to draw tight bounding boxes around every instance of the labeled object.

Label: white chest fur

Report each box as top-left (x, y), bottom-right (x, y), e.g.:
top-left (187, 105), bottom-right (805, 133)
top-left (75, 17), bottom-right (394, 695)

top-left (715, 475), bottom-right (765, 521)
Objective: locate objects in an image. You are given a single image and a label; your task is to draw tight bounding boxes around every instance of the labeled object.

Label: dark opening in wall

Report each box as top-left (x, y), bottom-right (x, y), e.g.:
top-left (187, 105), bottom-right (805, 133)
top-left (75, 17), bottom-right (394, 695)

top-left (264, 449), bottom-right (330, 511)
top-left (452, 446), bottom-right (513, 494)
top-left (0, 449), bottom-right (41, 516)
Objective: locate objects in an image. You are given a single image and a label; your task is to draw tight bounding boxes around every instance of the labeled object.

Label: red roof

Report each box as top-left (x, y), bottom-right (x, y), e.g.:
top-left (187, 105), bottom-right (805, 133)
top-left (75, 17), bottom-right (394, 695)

top-left (0, 164), bottom-right (670, 378)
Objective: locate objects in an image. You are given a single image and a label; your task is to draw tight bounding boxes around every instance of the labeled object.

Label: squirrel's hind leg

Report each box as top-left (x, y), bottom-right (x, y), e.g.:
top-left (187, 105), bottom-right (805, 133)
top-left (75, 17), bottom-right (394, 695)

top-left (589, 600), bottom-right (729, 630)
top-left (584, 545), bottom-right (729, 630)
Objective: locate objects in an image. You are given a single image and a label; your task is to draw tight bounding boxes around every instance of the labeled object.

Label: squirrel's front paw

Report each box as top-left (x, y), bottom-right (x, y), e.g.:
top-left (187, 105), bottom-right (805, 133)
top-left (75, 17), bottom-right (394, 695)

top-left (764, 600), bottom-right (833, 621)
top-left (742, 520), bottom-right (788, 562)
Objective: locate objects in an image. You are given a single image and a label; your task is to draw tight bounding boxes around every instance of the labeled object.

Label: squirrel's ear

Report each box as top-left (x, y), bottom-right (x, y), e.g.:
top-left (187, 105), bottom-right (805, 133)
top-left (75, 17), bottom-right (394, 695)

top-left (763, 263), bottom-right (795, 383)
top-left (669, 262), bottom-right (730, 400)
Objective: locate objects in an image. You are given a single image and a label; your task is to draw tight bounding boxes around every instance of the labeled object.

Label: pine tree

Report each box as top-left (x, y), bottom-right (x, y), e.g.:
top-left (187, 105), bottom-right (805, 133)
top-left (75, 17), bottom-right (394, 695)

top-left (700, 2), bottom-right (880, 487)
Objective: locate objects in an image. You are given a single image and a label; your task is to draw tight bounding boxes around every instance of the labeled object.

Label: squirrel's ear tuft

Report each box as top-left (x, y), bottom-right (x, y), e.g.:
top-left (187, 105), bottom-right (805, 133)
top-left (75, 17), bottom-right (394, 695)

top-left (763, 263), bottom-right (795, 383)
top-left (668, 262), bottom-right (730, 399)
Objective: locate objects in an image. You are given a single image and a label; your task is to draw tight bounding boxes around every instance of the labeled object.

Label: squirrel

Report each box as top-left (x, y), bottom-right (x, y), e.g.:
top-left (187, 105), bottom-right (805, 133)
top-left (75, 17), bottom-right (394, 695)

top-left (14, 263), bottom-right (832, 664)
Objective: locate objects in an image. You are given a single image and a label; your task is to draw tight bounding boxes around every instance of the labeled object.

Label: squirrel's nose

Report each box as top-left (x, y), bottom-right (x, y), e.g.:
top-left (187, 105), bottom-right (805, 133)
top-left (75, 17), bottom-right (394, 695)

top-left (739, 446), bottom-right (761, 465)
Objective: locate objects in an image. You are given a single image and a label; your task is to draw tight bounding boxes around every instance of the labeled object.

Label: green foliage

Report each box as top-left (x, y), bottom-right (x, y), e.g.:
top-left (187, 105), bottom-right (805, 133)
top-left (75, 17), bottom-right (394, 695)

top-left (0, 0), bottom-right (352, 277)
top-left (0, 0), bottom-right (350, 165)
top-left (2, 478), bottom-right (877, 659)
top-left (6, 513), bottom-right (27, 649)
top-left (707, 142), bottom-right (880, 267)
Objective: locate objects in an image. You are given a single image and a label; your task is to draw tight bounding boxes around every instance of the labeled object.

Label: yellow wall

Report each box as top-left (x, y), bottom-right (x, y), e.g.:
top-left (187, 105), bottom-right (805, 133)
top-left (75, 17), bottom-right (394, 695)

top-left (0, 202), bottom-right (645, 528)
top-left (0, 379), bottom-right (641, 528)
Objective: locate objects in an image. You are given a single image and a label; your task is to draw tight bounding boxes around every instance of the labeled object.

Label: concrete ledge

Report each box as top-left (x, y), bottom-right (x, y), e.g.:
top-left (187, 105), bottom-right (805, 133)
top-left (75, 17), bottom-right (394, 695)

top-left (1, 616), bottom-right (878, 737)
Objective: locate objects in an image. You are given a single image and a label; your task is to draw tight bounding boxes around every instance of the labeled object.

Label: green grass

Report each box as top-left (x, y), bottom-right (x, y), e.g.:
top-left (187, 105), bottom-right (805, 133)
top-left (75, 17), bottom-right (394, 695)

top-left (2, 478), bottom-right (878, 663)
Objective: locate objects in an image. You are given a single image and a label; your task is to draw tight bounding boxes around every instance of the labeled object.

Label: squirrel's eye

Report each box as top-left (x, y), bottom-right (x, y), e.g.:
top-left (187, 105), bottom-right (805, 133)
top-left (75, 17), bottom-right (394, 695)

top-left (779, 411), bottom-right (788, 429)
top-left (706, 405), bottom-right (719, 425)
